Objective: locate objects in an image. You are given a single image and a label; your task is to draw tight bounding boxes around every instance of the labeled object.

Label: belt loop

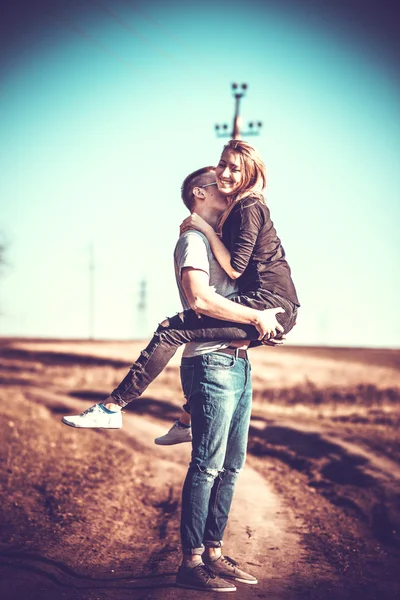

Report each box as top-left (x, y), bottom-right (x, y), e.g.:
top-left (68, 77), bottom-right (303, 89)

top-left (235, 348), bottom-right (239, 360)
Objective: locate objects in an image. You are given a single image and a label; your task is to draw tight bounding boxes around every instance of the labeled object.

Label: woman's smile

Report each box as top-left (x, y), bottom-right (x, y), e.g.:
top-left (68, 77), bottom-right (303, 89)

top-left (215, 148), bottom-right (242, 195)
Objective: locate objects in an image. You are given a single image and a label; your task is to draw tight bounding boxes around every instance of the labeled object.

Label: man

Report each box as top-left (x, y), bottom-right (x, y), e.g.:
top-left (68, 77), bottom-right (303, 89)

top-left (62, 166), bottom-right (284, 591)
top-left (172, 167), bottom-right (269, 591)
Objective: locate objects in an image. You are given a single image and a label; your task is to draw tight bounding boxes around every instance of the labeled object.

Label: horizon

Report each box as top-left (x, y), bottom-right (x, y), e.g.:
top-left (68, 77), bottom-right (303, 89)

top-left (1, 0), bottom-right (399, 348)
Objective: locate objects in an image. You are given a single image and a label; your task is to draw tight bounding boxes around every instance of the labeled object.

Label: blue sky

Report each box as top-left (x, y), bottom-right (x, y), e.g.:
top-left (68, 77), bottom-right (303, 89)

top-left (0, 0), bottom-right (399, 347)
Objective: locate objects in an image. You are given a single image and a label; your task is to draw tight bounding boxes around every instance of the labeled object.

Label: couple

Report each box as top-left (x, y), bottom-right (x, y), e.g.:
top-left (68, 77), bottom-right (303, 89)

top-left (62, 140), bottom-right (300, 592)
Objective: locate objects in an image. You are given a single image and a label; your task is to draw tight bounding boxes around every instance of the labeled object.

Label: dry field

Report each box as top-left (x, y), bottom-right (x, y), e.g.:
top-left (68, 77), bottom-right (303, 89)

top-left (0, 338), bottom-right (399, 600)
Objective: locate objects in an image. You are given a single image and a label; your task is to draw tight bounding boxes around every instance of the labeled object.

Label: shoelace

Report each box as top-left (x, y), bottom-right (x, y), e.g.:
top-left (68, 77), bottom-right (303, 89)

top-left (221, 555), bottom-right (239, 568)
top-left (80, 404), bottom-right (100, 416)
top-left (195, 563), bottom-right (217, 580)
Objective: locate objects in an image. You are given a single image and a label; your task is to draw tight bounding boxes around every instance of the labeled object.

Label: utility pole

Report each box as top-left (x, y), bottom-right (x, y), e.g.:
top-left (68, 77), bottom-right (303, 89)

top-left (89, 243), bottom-right (95, 340)
top-left (136, 278), bottom-right (148, 338)
top-left (215, 83), bottom-right (262, 140)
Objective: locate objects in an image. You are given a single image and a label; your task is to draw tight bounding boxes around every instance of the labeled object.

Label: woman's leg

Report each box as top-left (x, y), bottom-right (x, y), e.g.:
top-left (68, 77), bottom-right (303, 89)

top-left (111, 290), bottom-right (297, 407)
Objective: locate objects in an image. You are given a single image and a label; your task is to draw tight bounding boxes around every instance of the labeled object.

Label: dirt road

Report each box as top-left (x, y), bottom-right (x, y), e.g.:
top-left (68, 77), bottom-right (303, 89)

top-left (0, 339), bottom-right (399, 599)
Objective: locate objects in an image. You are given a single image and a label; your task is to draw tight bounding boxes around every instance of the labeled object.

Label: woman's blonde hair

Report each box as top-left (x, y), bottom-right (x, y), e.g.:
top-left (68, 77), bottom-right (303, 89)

top-left (217, 139), bottom-right (267, 233)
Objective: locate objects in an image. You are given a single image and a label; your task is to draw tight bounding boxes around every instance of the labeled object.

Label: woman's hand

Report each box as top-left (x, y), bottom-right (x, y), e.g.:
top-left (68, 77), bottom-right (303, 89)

top-left (180, 213), bottom-right (213, 237)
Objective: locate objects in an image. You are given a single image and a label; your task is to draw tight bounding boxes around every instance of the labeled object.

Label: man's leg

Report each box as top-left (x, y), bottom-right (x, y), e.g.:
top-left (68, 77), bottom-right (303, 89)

top-left (177, 353), bottom-right (243, 591)
top-left (203, 356), bottom-right (252, 545)
top-left (202, 358), bottom-right (257, 584)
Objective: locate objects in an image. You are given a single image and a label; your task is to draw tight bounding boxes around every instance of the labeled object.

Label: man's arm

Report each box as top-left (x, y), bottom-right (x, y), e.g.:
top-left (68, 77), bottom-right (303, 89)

top-left (181, 267), bottom-right (284, 340)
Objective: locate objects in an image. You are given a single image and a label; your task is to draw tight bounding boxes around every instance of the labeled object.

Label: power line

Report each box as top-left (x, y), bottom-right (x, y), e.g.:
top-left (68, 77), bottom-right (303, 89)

top-left (87, 0), bottom-right (188, 66)
top-left (49, 8), bottom-right (137, 67)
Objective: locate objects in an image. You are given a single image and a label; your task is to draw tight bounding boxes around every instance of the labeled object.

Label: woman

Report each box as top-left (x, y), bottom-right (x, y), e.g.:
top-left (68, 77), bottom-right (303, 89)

top-left (181, 139), bottom-right (299, 316)
top-left (62, 140), bottom-right (299, 429)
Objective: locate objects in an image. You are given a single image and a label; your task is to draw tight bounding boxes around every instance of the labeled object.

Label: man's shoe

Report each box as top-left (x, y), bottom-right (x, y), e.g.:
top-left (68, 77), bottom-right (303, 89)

top-left (204, 555), bottom-right (258, 585)
top-left (176, 563), bottom-right (236, 592)
top-left (61, 403), bottom-right (122, 429)
top-left (154, 421), bottom-right (192, 445)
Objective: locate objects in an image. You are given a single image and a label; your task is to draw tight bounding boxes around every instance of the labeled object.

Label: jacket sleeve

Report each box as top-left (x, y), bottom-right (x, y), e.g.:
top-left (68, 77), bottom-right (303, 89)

top-left (229, 201), bottom-right (265, 274)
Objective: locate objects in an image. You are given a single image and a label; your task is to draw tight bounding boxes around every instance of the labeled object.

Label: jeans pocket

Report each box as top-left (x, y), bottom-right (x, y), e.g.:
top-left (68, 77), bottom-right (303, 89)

top-left (180, 364), bottom-right (195, 402)
top-left (202, 352), bottom-right (235, 369)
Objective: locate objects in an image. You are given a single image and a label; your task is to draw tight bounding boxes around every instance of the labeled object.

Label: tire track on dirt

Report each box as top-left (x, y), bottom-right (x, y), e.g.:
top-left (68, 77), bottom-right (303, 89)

top-left (248, 418), bottom-right (400, 548)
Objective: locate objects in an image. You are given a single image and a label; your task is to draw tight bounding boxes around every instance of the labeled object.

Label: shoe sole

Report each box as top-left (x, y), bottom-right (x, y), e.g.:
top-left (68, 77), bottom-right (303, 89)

top-left (208, 574), bottom-right (258, 585)
top-left (61, 418), bottom-right (122, 429)
top-left (203, 566), bottom-right (258, 585)
top-left (233, 577), bottom-right (258, 584)
top-left (154, 438), bottom-right (192, 445)
top-left (176, 582), bottom-right (236, 592)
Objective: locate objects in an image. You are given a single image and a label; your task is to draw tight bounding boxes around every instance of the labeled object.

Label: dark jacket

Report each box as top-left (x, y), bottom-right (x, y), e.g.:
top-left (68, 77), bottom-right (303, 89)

top-left (222, 196), bottom-right (300, 306)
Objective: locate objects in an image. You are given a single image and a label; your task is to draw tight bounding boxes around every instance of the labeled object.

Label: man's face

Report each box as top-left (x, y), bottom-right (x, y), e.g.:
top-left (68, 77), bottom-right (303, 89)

top-left (201, 175), bottom-right (229, 214)
top-left (215, 149), bottom-right (242, 196)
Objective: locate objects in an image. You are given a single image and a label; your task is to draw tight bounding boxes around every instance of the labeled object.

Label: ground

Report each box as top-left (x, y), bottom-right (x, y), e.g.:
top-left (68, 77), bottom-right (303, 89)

top-left (0, 338), bottom-right (399, 600)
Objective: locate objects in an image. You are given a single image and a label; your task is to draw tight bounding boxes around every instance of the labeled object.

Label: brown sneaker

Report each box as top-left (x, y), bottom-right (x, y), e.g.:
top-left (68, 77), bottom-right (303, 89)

top-left (204, 555), bottom-right (258, 585)
top-left (176, 562), bottom-right (237, 592)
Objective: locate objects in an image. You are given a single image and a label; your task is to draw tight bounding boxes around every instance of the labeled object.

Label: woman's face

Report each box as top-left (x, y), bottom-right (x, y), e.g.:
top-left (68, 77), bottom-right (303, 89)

top-left (215, 149), bottom-right (242, 196)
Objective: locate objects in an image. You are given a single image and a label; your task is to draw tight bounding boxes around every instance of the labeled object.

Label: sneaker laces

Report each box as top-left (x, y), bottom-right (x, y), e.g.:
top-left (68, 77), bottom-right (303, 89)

top-left (221, 555), bottom-right (239, 568)
top-left (174, 420), bottom-right (189, 430)
top-left (195, 563), bottom-right (217, 580)
top-left (82, 403), bottom-right (113, 417)
top-left (80, 405), bottom-right (100, 416)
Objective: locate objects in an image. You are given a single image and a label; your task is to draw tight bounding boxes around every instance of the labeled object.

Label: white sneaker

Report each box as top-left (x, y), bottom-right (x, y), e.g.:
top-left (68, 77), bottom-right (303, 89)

top-left (61, 403), bottom-right (122, 429)
top-left (154, 421), bottom-right (192, 445)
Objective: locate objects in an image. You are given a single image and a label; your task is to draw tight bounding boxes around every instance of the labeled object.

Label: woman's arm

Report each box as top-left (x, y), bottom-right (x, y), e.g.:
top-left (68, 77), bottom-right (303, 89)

top-left (225, 200), bottom-right (265, 275)
top-left (180, 213), bottom-right (242, 279)
top-left (180, 201), bottom-right (264, 280)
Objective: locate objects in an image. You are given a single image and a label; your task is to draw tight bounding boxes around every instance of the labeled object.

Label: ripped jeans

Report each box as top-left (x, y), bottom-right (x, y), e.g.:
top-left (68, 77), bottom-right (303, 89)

top-left (179, 351), bottom-right (252, 553)
top-left (111, 289), bottom-right (297, 407)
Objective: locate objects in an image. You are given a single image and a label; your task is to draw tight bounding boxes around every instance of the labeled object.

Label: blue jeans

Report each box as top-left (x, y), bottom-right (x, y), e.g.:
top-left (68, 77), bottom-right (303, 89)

top-left (112, 289), bottom-right (297, 407)
top-left (179, 351), bottom-right (252, 553)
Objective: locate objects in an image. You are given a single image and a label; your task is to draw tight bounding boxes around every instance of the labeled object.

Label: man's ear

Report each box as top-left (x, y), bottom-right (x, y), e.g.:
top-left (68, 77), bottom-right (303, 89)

top-left (192, 186), bottom-right (206, 200)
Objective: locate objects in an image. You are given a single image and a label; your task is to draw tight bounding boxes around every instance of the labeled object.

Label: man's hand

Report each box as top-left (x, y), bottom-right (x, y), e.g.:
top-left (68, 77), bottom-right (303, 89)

top-left (262, 335), bottom-right (286, 346)
top-left (180, 213), bottom-right (213, 237)
top-left (254, 307), bottom-right (285, 340)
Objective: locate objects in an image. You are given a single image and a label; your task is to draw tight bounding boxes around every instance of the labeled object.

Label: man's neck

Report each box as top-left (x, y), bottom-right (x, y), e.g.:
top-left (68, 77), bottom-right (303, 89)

top-left (192, 207), bottom-right (220, 230)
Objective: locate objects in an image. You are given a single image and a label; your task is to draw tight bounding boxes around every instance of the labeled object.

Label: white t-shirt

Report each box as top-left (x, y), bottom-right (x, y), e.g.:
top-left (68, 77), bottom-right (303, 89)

top-left (174, 230), bottom-right (238, 358)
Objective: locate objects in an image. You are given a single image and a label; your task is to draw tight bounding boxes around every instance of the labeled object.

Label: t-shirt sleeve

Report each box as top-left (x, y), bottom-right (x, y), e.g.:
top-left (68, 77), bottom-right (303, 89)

top-left (174, 231), bottom-right (210, 280)
top-left (229, 201), bottom-right (265, 274)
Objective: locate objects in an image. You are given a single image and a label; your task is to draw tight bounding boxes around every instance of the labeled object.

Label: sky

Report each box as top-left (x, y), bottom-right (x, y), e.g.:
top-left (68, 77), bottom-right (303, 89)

top-left (0, 0), bottom-right (399, 347)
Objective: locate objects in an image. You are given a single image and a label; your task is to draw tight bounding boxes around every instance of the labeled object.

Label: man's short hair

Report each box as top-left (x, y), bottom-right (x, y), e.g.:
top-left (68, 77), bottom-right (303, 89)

top-left (181, 166), bottom-right (215, 211)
